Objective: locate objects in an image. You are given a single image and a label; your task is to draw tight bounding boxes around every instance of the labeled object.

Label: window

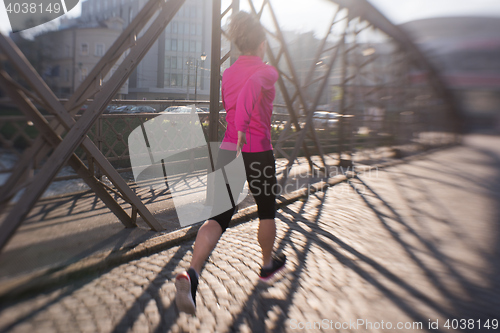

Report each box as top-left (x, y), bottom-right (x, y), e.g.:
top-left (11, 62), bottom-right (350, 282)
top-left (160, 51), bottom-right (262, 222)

top-left (171, 74), bottom-right (182, 86)
top-left (190, 40), bottom-right (196, 52)
top-left (171, 39), bottom-right (177, 51)
top-left (81, 43), bottom-right (89, 55)
top-left (81, 68), bottom-right (88, 82)
top-left (197, 4), bottom-right (202, 18)
top-left (172, 56), bottom-right (177, 69)
top-left (95, 43), bottom-right (105, 56)
top-left (165, 56), bottom-right (171, 69)
top-left (183, 40), bottom-right (189, 52)
top-left (178, 22), bottom-right (184, 34)
top-left (165, 39), bottom-right (171, 51)
top-left (172, 22), bottom-right (178, 34)
top-left (61, 87), bottom-right (71, 96)
top-left (189, 74), bottom-right (195, 87)
top-left (191, 24), bottom-right (196, 35)
top-left (164, 73), bottom-right (170, 87)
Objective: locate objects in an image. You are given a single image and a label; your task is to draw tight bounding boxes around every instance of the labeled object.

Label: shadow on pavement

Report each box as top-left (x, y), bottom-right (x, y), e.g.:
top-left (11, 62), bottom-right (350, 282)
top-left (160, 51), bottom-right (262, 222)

top-left (348, 141), bottom-right (500, 324)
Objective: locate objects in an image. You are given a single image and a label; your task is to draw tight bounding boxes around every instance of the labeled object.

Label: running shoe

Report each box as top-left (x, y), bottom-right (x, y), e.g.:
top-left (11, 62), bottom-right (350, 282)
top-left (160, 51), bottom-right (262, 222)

top-left (259, 253), bottom-right (286, 281)
top-left (175, 268), bottom-right (198, 315)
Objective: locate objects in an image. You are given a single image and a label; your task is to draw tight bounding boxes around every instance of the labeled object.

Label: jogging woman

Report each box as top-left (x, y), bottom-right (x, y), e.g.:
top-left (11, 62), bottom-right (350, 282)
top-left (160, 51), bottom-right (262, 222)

top-left (175, 11), bottom-right (286, 315)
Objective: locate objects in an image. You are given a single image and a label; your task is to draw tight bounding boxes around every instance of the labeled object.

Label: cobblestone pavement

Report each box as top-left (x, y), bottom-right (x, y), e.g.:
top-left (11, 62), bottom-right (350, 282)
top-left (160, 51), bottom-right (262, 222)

top-left (1, 135), bottom-right (499, 332)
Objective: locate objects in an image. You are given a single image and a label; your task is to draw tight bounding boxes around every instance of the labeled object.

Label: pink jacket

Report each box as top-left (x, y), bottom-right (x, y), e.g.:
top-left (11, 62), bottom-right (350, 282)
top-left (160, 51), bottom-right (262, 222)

top-left (220, 55), bottom-right (279, 153)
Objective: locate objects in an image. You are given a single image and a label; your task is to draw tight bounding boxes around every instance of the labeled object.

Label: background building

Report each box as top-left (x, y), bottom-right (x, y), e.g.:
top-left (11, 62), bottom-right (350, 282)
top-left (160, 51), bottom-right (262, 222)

top-left (401, 16), bottom-right (500, 131)
top-left (34, 17), bottom-right (127, 98)
top-left (80, 0), bottom-right (213, 101)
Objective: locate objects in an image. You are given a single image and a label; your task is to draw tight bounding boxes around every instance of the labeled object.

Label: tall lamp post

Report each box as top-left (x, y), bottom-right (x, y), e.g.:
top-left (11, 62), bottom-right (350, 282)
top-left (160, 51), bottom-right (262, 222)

top-left (195, 52), bottom-right (207, 101)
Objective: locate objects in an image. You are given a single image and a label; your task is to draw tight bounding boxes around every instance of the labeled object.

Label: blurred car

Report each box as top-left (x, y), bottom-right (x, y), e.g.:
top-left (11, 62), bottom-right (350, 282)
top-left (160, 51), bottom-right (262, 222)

top-left (104, 105), bottom-right (119, 114)
top-left (161, 106), bottom-right (204, 113)
top-left (313, 111), bottom-right (339, 129)
top-left (77, 104), bottom-right (88, 114)
top-left (110, 105), bottom-right (135, 113)
top-left (130, 106), bottom-right (157, 113)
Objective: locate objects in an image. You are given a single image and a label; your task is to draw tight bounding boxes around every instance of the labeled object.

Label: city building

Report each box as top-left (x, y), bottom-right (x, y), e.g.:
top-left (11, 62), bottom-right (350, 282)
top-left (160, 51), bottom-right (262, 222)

top-left (401, 16), bottom-right (500, 131)
top-left (33, 17), bottom-right (127, 98)
top-left (80, 0), bottom-right (213, 101)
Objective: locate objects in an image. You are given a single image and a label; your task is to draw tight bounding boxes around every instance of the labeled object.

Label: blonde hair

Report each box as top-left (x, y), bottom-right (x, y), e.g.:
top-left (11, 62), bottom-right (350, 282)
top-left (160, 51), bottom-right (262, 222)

top-left (228, 11), bottom-right (266, 55)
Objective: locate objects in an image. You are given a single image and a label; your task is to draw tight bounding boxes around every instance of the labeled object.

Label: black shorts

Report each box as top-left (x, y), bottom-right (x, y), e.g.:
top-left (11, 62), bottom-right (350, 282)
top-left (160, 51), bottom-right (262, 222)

top-left (210, 149), bottom-right (277, 233)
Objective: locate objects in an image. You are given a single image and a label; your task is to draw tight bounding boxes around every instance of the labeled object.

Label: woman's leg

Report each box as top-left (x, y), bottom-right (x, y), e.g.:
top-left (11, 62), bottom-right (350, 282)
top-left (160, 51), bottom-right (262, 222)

top-left (258, 218), bottom-right (276, 267)
top-left (243, 151), bottom-right (281, 269)
top-left (190, 219), bottom-right (223, 274)
top-left (190, 147), bottom-right (245, 273)
top-left (176, 149), bottom-right (239, 314)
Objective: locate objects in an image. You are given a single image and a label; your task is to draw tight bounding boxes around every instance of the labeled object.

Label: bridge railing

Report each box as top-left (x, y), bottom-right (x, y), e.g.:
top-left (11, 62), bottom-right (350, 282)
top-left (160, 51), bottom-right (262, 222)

top-left (0, 0), bottom-right (463, 250)
top-left (0, 100), bottom-right (455, 186)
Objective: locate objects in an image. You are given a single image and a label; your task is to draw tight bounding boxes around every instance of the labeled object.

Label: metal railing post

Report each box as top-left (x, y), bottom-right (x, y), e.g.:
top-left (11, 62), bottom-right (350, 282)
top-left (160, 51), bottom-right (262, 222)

top-left (208, 0), bottom-right (222, 146)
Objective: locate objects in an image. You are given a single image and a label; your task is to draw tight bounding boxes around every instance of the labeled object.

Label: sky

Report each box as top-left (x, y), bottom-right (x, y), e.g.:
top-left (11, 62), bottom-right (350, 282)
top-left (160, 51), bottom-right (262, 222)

top-left (0, 0), bottom-right (500, 36)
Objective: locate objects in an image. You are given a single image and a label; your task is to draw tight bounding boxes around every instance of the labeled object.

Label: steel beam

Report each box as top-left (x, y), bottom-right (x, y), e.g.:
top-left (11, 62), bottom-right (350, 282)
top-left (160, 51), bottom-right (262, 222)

top-left (66, 0), bottom-right (168, 113)
top-left (0, 0), bottom-right (462, 253)
top-left (0, 0), bottom-right (186, 251)
top-left (247, 0), bottom-right (321, 180)
top-left (0, 70), bottom-right (135, 227)
top-left (248, 0), bottom-right (353, 184)
top-left (208, 0), bottom-right (222, 144)
top-left (280, 34), bottom-right (342, 182)
top-left (28, 0), bottom-right (169, 178)
top-left (329, 0), bottom-right (461, 133)
top-left (0, 0), bottom-right (176, 206)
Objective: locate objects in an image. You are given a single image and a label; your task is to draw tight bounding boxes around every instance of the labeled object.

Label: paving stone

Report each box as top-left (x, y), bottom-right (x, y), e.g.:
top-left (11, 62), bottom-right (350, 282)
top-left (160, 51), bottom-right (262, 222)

top-left (1, 138), bottom-right (500, 332)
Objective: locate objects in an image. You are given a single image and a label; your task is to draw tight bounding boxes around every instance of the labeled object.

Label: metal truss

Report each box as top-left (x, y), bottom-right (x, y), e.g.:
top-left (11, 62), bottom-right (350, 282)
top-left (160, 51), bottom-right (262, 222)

top-left (247, 0), bottom-right (343, 184)
top-left (0, 0), bottom-right (187, 250)
top-left (241, 0), bottom-right (461, 182)
top-left (208, 0), bottom-right (240, 146)
top-left (0, 0), bottom-right (461, 252)
top-left (331, 0), bottom-right (461, 135)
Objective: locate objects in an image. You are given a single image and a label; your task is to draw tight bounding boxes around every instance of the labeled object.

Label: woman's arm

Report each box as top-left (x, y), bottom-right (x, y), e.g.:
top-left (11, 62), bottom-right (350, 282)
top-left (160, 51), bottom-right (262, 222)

top-left (236, 131), bottom-right (247, 156)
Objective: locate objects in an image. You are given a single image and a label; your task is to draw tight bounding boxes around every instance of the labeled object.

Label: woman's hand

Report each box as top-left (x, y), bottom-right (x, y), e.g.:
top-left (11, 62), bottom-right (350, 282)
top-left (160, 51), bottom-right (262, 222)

top-left (236, 131), bottom-right (247, 157)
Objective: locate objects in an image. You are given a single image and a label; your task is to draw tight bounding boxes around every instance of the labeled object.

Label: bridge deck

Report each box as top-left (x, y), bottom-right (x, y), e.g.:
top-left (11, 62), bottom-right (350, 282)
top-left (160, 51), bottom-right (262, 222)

top-left (0, 135), bottom-right (498, 332)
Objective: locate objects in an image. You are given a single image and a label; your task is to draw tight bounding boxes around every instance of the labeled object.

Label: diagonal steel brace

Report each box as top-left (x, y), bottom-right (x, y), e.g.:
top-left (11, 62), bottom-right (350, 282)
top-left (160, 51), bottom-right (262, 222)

top-left (0, 0), bottom-right (187, 251)
top-left (0, 70), bottom-right (135, 227)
